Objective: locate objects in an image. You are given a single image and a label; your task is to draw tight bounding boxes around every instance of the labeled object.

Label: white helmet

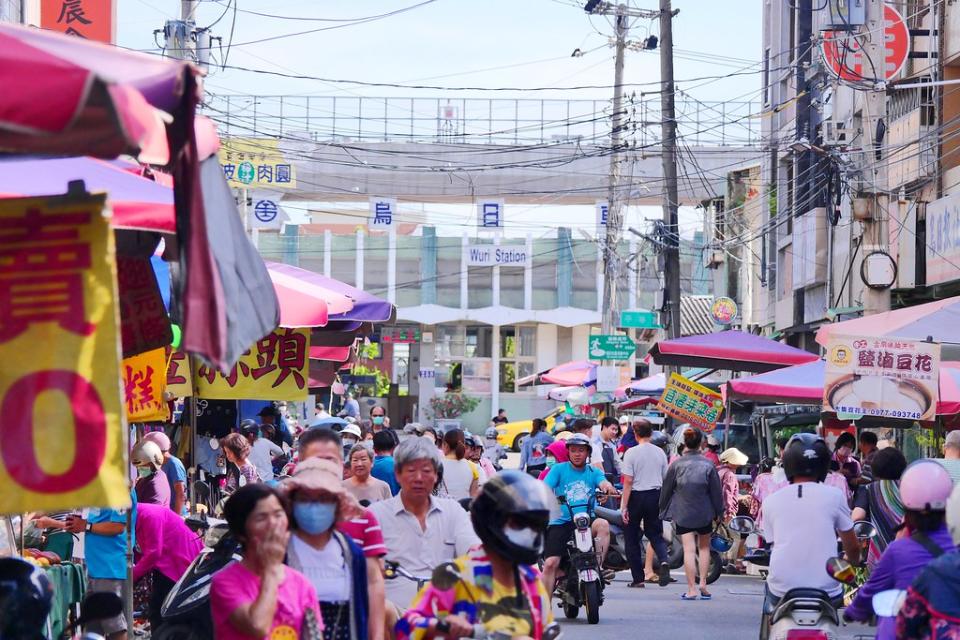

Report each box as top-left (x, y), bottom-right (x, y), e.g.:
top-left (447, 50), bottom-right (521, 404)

top-left (132, 441), bottom-right (164, 470)
top-left (341, 424), bottom-right (362, 440)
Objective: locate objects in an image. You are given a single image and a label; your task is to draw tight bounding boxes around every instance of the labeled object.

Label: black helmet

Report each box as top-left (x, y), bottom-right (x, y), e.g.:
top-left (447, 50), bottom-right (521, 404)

top-left (781, 433), bottom-right (830, 482)
top-left (239, 419), bottom-right (260, 435)
top-left (650, 430), bottom-right (670, 452)
top-left (0, 557), bottom-right (52, 640)
top-left (564, 433), bottom-right (593, 455)
top-left (470, 471), bottom-right (558, 565)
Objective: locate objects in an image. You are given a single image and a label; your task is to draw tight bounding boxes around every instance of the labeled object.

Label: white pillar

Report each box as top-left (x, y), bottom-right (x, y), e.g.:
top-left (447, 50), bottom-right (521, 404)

top-left (571, 325), bottom-right (591, 361)
top-left (524, 233), bottom-right (533, 310)
top-left (536, 323), bottom-right (558, 371)
top-left (323, 230), bottom-right (332, 277)
top-left (596, 243), bottom-right (604, 313)
top-left (461, 233), bottom-right (469, 310)
top-left (491, 324), bottom-right (500, 418)
top-left (387, 227), bottom-right (397, 304)
top-left (493, 235), bottom-right (501, 307)
top-left (355, 228), bottom-right (364, 289)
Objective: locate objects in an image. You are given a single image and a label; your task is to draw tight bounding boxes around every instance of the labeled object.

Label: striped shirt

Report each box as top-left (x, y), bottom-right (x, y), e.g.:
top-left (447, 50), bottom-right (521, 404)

top-left (336, 508), bottom-right (387, 558)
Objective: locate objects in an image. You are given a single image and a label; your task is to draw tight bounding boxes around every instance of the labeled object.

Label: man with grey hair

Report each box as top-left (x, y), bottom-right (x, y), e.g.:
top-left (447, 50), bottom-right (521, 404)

top-left (945, 430), bottom-right (960, 460)
top-left (369, 437), bottom-right (479, 607)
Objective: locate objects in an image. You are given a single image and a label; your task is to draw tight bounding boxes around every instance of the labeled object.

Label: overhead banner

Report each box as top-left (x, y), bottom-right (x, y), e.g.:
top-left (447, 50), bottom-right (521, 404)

top-left (824, 334), bottom-right (940, 422)
top-left (41, 0), bottom-right (115, 43)
top-left (657, 373), bottom-right (724, 433)
top-left (0, 193), bottom-right (128, 514)
top-left (194, 328), bottom-right (310, 400)
top-left (166, 348), bottom-right (193, 398)
top-left (219, 138), bottom-right (296, 189)
top-left (122, 347), bottom-right (168, 422)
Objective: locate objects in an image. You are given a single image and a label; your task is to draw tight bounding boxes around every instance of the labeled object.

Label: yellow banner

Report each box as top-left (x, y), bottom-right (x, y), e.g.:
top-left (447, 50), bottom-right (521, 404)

top-left (218, 138), bottom-right (296, 189)
top-left (123, 347), bottom-right (169, 422)
top-left (0, 193), bottom-right (128, 514)
top-left (657, 373), bottom-right (724, 433)
top-left (194, 328), bottom-right (310, 400)
top-left (165, 348), bottom-right (193, 398)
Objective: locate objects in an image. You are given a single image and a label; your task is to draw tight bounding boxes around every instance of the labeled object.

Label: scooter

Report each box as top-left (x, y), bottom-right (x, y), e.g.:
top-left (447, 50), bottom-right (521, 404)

top-left (152, 515), bottom-right (241, 640)
top-left (553, 492), bottom-right (606, 624)
top-left (728, 515), bottom-right (878, 640)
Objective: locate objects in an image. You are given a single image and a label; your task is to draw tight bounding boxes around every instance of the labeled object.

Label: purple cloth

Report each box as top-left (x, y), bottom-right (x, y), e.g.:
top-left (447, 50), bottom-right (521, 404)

top-left (135, 470), bottom-right (171, 508)
top-left (846, 526), bottom-right (956, 640)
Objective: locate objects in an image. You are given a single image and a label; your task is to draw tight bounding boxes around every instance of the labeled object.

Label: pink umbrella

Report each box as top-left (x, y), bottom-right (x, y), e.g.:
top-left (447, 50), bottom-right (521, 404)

top-left (309, 345), bottom-right (353, 362)
top-left (649, 330), bottom-right (820, 373)
top-left (266, 263), bottom-right (355, 328)
top-left (531, 361), bottom-right (597, 387)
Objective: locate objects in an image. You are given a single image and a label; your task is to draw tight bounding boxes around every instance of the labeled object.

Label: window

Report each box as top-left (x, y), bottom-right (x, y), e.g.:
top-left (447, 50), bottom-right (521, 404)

top-left (435, 325), bottom-right (493, 393)
top-left (499, 325), bottom-right (536, 393)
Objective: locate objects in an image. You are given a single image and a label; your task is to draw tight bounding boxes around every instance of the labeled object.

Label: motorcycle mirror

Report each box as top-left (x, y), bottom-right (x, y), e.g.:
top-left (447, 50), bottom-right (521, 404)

top-left (70, 592), bottom-right (123, 631)
top-left (727, 516), bottom-right (756, 535)
top-left (852, 520), bottom-right (877, 540)
top-left (431, 562), bottom-right (462, 591)
top-left (872, 589), bottom-right (907, 617)
top-left (825, 557), bottom-right (857, 585)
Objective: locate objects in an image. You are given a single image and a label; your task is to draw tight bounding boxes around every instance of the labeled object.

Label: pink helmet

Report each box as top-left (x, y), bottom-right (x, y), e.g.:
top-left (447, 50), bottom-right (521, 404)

top-left (142, 431), bottom-right (171, 453)
top-left (900, 459), bottom-right (953, 511)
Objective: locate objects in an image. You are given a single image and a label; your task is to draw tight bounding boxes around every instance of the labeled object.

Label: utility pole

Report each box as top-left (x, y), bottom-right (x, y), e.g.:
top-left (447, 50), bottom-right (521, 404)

top-left (861, 0), bottom-right (891, 315)
top-left (659, 0), bottom-right (682, 339)
top-left (600, 5), bottom-right (628, 336)
top-left (162, 1), bottom-right (201, 63)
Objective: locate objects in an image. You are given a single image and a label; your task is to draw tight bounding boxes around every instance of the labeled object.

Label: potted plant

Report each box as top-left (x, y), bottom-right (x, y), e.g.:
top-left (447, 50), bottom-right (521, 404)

top-left (429, 393), bottom-right (480, 430)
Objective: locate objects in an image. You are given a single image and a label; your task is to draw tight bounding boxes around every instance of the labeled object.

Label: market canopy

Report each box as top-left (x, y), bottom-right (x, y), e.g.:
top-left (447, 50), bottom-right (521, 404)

top-left (816, 295), bottom-right (960, 360)
top-left (266, 262), bottom-right (395, 326)
top-left (519, 361), bottom-right (596, 388)
top-left (648, 330), bottom-right (820, 373)
top-left (0, 157), bottom-right (175, 233)
top-left (618, 370), bottom-right (723, 400)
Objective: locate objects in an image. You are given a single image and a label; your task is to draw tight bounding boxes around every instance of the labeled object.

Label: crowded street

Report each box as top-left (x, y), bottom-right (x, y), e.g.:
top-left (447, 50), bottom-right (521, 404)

top-left (4, 1), bottom-right (960, 640)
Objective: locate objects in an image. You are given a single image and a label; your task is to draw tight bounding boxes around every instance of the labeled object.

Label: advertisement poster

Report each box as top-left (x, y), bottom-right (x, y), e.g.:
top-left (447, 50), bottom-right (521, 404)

top-left (219, 138), bottom-right (297, 189)
top-left (0, 193), bottom-right (128, 513)
top-left (657, 373), bottom-right (724, 433)
top-left (823, 334), bottom-right (940, 421)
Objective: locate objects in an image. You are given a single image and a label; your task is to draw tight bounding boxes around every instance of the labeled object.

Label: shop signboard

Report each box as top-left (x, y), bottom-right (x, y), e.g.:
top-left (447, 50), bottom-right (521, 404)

top-left (194, 328), bottom-right (310, 401)
top-left (925, 191), bottom-right (960, 286)
top-left (219, 138), bottom-right (296, 189)
top-left (0, 193), bottom-right (128, 513)
top-left (166, 348), bottom-right (193, 398)
top-left (122, 347), bottom-right (168, 422)
top-left (41, 0), bottom-right (115, 43)
top-left (657, 373), bottom-right (724, 433)
top-left (711, 297), bottom-right (738, 325)
top-left (823, 334), bottom-right (940, 421)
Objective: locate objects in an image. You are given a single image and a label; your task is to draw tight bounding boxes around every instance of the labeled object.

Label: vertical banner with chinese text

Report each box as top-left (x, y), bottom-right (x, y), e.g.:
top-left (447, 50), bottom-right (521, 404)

top-left (41, 0), bottom-right (115, 43)
top-left (122, 347), bottom-right (168, 422)
top-left (0, 193), bottom-right (127, 514)
top-left (656, 373), bottom-right (724, 433)
top-left (194, 328), bottom-right (310, 400)
top-left (824, 334), bottom-right (940, 421)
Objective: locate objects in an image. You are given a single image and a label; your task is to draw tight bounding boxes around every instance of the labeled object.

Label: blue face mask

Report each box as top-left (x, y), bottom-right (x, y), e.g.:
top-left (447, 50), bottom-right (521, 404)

top-left (293, 501), bottom-right (336, 535)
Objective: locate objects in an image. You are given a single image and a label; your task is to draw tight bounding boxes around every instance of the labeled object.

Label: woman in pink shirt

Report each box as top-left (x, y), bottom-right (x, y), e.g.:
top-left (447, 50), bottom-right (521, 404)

top-left (211, 484), bottom-right (322, 640)
top-left (133, 503), bottom-right (203, 629)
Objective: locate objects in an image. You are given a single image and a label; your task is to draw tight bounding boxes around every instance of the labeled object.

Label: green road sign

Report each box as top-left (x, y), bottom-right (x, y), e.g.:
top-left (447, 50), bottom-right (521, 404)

top-left (620, 309), bottom-right (661, 329)
top-left (587, 334), bottom-right (637, 361)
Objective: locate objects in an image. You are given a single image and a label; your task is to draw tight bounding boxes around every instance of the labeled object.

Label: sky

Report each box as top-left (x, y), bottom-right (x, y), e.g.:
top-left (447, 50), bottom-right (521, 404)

top-left (117, 0), bottom-right (763, 237)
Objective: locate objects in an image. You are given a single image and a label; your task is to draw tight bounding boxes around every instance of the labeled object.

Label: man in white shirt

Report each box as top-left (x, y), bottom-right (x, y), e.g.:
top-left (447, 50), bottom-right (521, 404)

top-left (241, 421), bottom-right (284, 482)
top-left (619, 419), bottom-right (670, 588)
top-left (369, 437), bottom-right (479, 608)
top-left (761, 433), bottom-right (860, 628)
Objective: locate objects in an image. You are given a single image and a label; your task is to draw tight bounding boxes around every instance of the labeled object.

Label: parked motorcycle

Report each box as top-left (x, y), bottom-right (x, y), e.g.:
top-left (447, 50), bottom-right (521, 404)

top-left (152, 515), bottom-right (240, 640)
top-left (553, 492), bottom-right (606, 624)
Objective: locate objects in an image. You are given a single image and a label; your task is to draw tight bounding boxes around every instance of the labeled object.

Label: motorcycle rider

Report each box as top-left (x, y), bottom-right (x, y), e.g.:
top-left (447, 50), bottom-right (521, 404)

top-left (541, 433), bottom-right (616, 597)
top-left (760, 433), bottom-right (860, 629)
top-left (844, 460), bottom-right (956, 640)
top-left (0, 557), bottom-right (52, 640)
top-left (397, 471), bottom-right (557, 640)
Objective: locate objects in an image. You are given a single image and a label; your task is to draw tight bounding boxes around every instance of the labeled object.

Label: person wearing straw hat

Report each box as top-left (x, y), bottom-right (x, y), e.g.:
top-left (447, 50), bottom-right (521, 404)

top-left (283, 458), bottom-right (375, 640)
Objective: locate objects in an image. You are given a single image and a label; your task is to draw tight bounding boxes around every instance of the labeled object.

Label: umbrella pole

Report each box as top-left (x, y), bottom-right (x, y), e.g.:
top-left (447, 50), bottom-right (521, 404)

top-left (189, 354), bottom-right (198, 511)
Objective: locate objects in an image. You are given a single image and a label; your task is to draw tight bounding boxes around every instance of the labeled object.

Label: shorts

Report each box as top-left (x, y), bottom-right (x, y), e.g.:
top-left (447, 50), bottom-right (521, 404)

top-left (675, 524), bottom-right (713, 536)
top-left (86, 578), bottom-right (126, 636)
top-left (543, 522), bottom-right (576, 558)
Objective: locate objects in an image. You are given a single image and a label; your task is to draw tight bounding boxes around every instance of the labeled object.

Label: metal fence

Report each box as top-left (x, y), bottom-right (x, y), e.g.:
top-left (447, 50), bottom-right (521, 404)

top-left (202, 94), bottom-right (761, 147)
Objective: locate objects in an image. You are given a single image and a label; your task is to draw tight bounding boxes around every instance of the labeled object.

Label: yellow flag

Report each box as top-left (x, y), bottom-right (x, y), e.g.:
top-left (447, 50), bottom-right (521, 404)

top-left (0, 193), bottom-right (128, 514)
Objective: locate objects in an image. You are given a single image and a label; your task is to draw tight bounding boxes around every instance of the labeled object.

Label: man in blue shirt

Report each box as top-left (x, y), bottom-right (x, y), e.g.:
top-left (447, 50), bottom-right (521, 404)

top-left (371, 430), bottom-right (401, 495)
top-left (143, 431), bottom-right (187, 515)
top-left (540, 433), bottom-right (615, 596)
top-left (66, 492), bottom-right (137, 640)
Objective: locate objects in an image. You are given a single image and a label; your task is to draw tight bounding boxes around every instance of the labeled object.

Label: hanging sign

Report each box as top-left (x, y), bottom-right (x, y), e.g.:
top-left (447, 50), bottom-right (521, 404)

top-left (369, 197), bottom-right (396, 229)
top-left (657, 373), bottom-right (724, 433)
top-left (166, 348), bottom-right (193, 398)
top-left (41, 0), bottom-right (115, 43)
top-left (116, 255), bottom-right (172, 357)
top-left (122, 347), bottom-right (168, 422)
top-left (710, 296), bottom-right (739, 325)
top-left (194, 328), bottom-right (310, 400)
top-left (219, 138), bottom-right (296, 189)
top-left (824, 334), bottom-right (940, 421)
top-left (0, 193), bottom-right (128, 513)
top-left (821, 4), bottom-right (910, 82)
top-left (477, 200), bottom-right (504, 229)
top-left (465, 244), bottom-right (530, 267)
top-left (596, 201), bottom-right (609, 234)
top-left (249, 190), bottom-right (286, 230)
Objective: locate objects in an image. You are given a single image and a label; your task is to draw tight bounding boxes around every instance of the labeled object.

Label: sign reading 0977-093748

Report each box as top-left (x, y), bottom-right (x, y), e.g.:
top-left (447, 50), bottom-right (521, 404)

top-left (0, 193), bottom-right (128, 514)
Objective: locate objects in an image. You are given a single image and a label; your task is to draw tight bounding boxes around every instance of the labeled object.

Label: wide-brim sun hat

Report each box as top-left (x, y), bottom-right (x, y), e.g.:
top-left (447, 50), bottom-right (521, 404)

top-left (719, 447), bottom-right (749, 466)
top-left (282, 458), bottom-right (363, 521)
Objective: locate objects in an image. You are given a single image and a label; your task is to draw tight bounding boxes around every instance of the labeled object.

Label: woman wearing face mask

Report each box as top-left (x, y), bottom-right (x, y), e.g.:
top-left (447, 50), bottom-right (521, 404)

top-left (212, 484), bottom-right (321, 639)
top-left (340, 424), bottom-right (363, 460)
top-left (283, 458), bottom-right (374, 640)
top-left (343, 447), bottom-right (392, 504)
top-left (537, 440), bottom-right (569, 481)
top-left (132, 441), bottom-right (171, 508)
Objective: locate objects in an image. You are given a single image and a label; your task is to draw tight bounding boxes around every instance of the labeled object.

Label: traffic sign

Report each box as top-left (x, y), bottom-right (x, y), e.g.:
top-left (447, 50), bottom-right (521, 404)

top-left (620, 309), bottom-right (660, 329)
top-left (588, 335), bottom-right (636, 361)
top-left (821, 4), bottom-right (909, 82)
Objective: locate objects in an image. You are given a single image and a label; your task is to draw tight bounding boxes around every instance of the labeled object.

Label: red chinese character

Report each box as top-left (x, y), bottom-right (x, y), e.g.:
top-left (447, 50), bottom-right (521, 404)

top-left (273, 329), bottom-right (306, 388)
top-left (857, 350), bottom-right (876, 367)
top-left (167, 350), bottom-right (187, 386)
top-left (123, 364), bottom-right (149, 414)
top-left (896, 353), bottom-right (912, 371)
top-left (0, 273), bottom-right (94, 342)
top-left (916, 354), bottom-right (933, 373)
top-left (196, 364), bottom-right (217, 385)
top-left (878, 351), bottom-right (894, 369)
top-left (57, 0), bottom-right (92, 25)
top-left (0, 208), bottom-right (90, 246)
top-left (249, 333), bottom-right (279, 380)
